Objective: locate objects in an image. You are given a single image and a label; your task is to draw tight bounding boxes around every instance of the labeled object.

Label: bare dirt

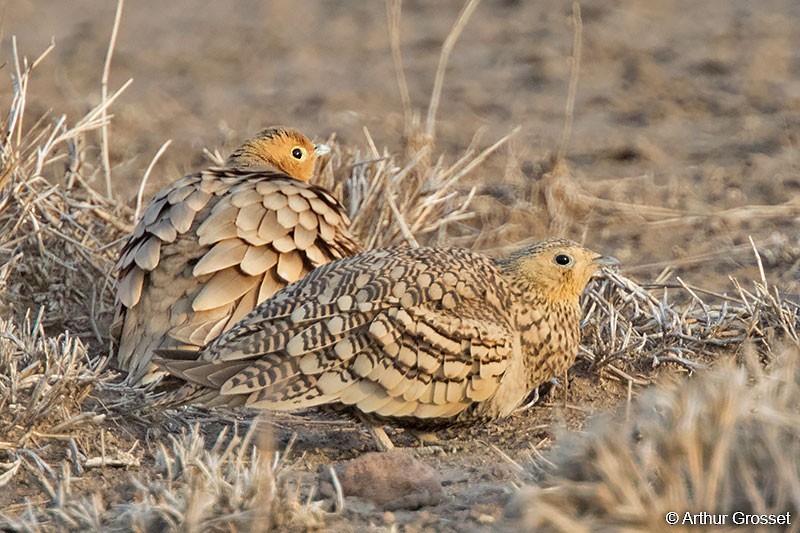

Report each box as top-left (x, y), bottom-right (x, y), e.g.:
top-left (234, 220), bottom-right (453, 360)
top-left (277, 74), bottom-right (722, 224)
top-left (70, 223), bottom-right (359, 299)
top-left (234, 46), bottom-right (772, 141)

top-left (2, 0), bottom-right (799, 531)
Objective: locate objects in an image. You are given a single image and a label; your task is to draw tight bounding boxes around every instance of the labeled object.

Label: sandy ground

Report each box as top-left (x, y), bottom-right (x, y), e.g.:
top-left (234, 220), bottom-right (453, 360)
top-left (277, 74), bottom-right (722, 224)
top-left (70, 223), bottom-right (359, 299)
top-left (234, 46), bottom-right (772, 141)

top-left (2, 0), bottom-right (799, 530)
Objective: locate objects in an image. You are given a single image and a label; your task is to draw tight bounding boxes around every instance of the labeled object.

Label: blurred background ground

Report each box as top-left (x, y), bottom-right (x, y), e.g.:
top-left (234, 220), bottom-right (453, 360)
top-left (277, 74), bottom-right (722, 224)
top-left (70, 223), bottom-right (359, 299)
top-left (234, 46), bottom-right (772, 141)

top-left (5, 0), bottom-right (800, 290)
top-left (1, 0), bottom-right (799, 530)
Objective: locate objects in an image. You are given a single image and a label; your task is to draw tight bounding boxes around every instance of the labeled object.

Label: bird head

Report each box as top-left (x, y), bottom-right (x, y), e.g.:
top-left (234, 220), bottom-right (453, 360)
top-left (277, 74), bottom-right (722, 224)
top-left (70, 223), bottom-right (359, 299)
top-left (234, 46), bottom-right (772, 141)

top-left (225, 126), bottom-right (330, 181)
top-left (502, 237), bottom-right (618, 304)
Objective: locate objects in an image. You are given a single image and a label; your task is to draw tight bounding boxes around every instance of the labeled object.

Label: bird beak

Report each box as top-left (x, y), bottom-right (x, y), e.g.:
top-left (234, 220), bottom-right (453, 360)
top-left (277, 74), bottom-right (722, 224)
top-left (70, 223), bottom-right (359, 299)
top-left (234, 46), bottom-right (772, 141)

top-left (593, 254), bottom-right (620, 270)
top-left (314, 143), bottom-right (331, 156)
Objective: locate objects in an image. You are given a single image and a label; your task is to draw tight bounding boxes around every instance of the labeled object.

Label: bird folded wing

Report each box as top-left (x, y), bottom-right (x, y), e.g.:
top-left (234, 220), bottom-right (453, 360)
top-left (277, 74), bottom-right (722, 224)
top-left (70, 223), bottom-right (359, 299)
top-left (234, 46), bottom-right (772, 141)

top-left (154, 247), bottom-right (515, 419)
top-left (115, 169), bottom-right (361, 384)
top-left (115, 175), bottom-right (207, 307)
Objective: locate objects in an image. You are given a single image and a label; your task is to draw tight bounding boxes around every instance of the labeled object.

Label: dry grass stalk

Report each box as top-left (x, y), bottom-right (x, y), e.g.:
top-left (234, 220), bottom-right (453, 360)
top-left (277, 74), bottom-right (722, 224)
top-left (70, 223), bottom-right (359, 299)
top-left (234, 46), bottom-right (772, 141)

top-left (556, 2), bottom-right (582, 163)
top-left (386, 0), bottom-right (483, 165)
top-left (424, 0), bottom-right (481, 141)
top-left (386, 0), bottom-right (412, 139)
top-left (99, 0), bottom-right (127, 199)
top-left (133, 139), bottom-right (172, 221)
top-left (316, 125), bottom-right (516, 250)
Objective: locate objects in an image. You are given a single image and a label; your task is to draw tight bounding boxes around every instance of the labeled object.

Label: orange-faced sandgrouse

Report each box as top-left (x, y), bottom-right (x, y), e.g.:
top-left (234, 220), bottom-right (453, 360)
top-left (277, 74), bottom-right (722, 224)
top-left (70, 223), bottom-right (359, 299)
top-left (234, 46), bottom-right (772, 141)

top-left (154, 238), bottom-right (617, 450)
top-left (113, 126), bottom-right (362, 385)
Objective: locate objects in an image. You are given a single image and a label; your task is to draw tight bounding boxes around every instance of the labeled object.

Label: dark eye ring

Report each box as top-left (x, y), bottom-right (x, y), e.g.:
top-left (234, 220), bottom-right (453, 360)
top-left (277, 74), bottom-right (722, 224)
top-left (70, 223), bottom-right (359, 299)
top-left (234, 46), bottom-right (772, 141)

top-left (292, 148), bottom-right (304, 159)
top-left (554, 254), bottom-right (573, 266)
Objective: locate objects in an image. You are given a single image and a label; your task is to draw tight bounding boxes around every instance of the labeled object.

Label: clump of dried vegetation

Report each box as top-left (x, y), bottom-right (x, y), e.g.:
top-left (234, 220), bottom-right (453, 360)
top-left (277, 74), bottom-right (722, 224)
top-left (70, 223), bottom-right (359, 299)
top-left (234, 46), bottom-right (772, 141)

top-left (1, 0), bottom-right (799, 531)
top-left (580, 257), bottom-right (799, 384)
top-left (1, 421), bottom-right (321, 531)
top-left (503, 341), bottom-right (800, 532)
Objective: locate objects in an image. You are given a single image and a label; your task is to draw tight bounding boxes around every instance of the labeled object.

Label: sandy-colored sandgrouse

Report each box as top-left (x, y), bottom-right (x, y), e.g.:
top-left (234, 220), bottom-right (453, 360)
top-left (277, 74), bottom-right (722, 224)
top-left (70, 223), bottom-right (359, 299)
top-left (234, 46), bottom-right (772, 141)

top-left (113, 126), bottom-right (362, 385)
top-left (155, 238), bottom-right (617, 449)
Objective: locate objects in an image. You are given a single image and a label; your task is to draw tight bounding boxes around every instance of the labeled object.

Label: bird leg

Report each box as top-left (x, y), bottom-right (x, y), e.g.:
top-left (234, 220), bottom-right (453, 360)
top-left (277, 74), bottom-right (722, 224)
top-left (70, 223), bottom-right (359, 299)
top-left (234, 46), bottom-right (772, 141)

top-left (412, 430), bottom-right (439, 445)
top-left (515, 386), bottom-right (541, 413)
top-left (409, 430), bottom-right (449, 456)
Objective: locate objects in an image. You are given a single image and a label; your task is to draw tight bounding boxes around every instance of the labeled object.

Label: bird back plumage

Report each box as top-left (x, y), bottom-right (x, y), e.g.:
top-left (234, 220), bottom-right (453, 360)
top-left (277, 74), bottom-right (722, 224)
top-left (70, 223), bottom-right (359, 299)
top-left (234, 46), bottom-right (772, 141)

top-left (156, 246), bottom-right (519, 421)
top-left (113, 168), bottom-right (361, 384)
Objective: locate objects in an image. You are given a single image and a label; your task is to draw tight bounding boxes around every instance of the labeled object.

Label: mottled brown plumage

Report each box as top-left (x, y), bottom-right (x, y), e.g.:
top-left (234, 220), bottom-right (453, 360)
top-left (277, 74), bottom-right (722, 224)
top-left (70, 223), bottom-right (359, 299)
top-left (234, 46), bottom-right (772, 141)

top-left (154, 238), bottom-right (616, 445)
top-left (113, 126), bottom-right (362, 384)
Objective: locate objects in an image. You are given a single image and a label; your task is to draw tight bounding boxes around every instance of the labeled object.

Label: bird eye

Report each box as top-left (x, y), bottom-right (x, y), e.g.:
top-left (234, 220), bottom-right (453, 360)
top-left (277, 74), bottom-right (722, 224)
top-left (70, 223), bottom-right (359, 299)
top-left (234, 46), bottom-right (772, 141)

top-left (291, 147), bottom-right (305, 160)
top-left (554, 253), bottom-right (573, 266)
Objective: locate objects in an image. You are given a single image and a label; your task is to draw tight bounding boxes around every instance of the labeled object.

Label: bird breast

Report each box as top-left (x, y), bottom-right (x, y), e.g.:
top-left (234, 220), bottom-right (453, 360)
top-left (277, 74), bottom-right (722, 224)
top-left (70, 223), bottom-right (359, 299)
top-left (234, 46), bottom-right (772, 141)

top-left (517, 298), bottom-right (581, 388)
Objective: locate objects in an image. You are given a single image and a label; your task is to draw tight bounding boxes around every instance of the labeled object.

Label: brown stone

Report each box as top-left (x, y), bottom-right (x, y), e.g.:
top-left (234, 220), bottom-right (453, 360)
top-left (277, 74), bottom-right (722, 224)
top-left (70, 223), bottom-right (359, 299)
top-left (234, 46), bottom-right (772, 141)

top-left (325, 451), bottom-right (443, 510)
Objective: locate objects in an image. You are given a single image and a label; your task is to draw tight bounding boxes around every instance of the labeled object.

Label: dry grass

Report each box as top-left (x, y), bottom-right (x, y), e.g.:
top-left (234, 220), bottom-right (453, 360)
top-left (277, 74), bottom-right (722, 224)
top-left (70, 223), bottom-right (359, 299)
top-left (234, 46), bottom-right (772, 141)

top-left (0, 310), bottom-right (106, 448)
top-left (1, 422), bottom-right (321, 532)
top-left (503, 342), bottom-right (800, 532)
top-left (0, 39), bottom-right (127, 341)
top-left (578, 250), bottom-right (799, 384)
top-left (314, 125), bottom-right (516, 250)
top-left (113, 423), bottom-right (321, 532)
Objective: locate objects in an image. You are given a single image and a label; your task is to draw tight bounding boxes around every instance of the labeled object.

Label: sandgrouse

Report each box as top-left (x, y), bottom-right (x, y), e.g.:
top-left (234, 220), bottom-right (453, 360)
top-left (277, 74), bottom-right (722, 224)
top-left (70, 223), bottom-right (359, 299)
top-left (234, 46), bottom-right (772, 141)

top-left (113, 126), bottom-right (362, 385)
top-left (155, 238), bottom-right (617, 449)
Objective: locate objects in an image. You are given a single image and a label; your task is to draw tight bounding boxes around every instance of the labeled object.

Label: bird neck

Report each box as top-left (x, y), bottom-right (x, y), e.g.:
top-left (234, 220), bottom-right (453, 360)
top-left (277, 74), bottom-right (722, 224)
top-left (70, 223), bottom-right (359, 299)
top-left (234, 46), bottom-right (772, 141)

top-left (495, 256), bottom-right (584, 387)
top-left (224, 151), bottom-right (282, 172)
top-left (510, 286), bottom-right (582, 389)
